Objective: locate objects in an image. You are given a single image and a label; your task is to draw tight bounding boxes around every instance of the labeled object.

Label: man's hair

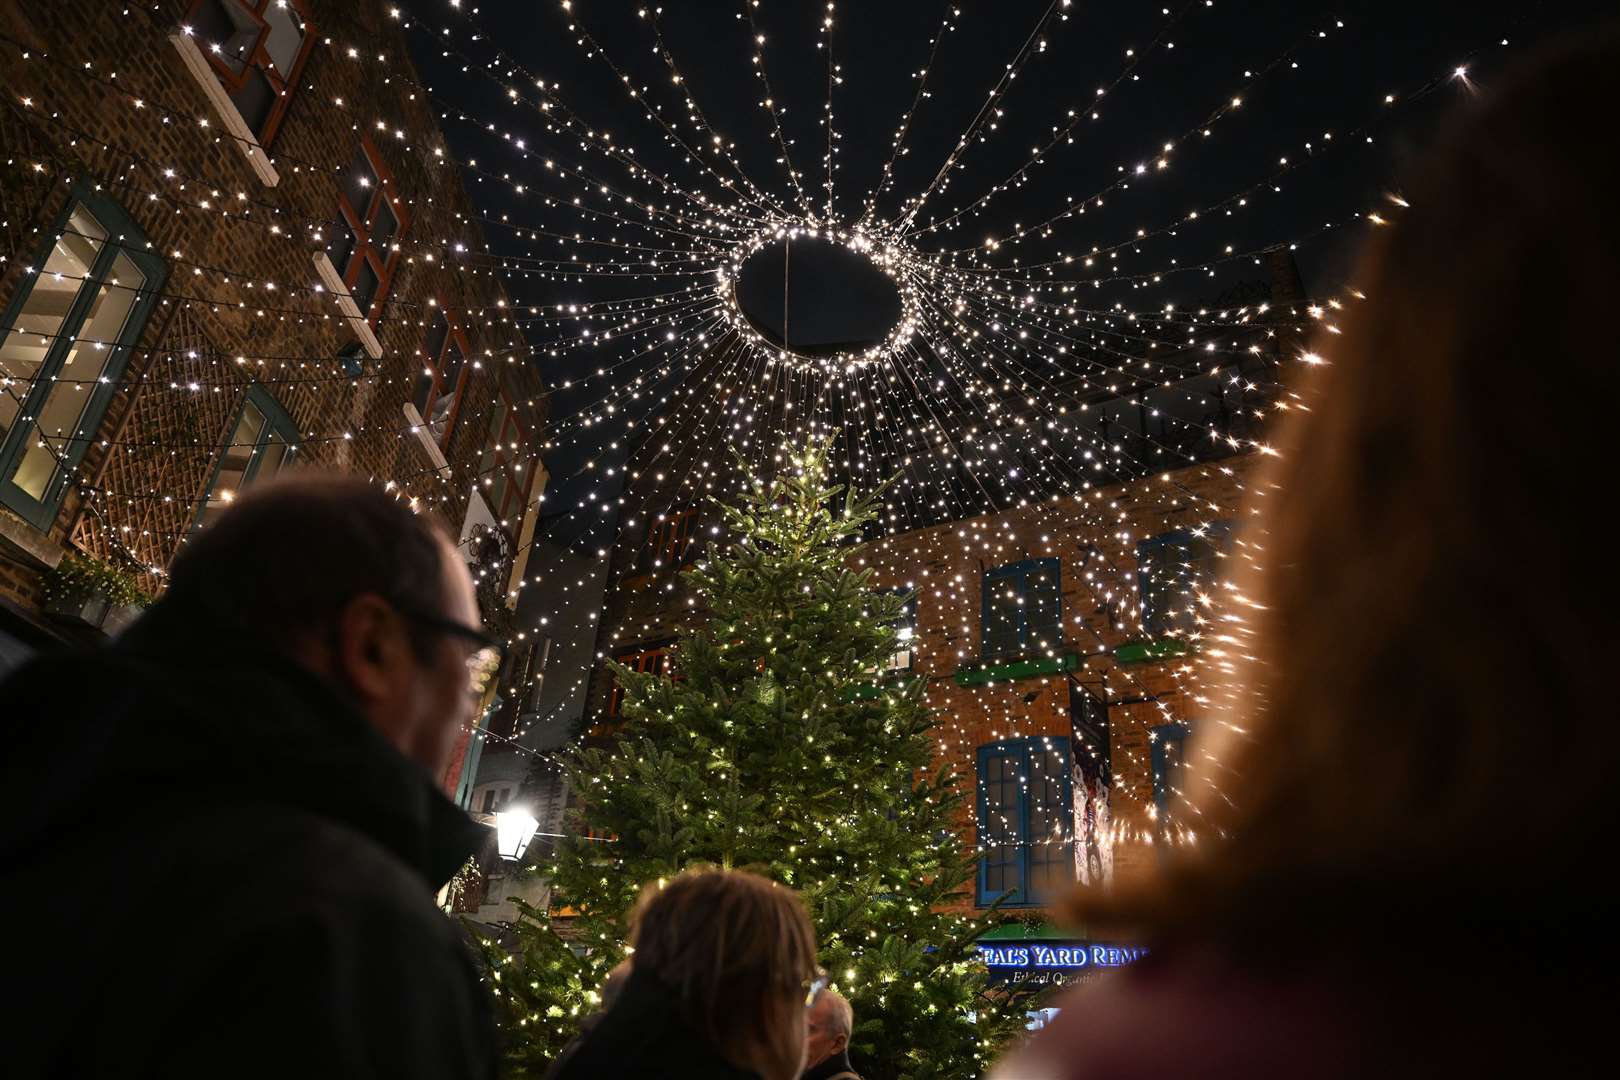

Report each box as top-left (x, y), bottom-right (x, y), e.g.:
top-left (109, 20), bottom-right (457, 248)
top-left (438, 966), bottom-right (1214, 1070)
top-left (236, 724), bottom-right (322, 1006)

top-left (628, 868), bottom-right (816, 1078)
top-left (166, 473), bottom-right (451, 657)
top-left (815, 989), bottom-right (853, 1038)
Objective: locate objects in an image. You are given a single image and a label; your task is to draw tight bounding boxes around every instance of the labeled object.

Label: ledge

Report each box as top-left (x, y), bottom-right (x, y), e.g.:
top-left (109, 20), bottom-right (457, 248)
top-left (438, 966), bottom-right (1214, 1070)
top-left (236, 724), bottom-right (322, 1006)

top-left (402, 403), bottom-right (452, 478)
top-left (1113, 639), bottom-right (1191, 665)
top-left (169, 33), bottom-right (280, 188)
top-left (954, 652), bottom-right (1079, 687)
top-left (0, 508), bottom-right (61, 571)
top-left (313, 252), bottom-right (383, 359)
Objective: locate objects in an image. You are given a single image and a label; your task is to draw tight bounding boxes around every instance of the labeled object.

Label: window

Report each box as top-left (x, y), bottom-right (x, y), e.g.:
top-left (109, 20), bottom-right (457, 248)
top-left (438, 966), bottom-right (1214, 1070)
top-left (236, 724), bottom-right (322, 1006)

top-left (330, 136), bottom-right (407, 325)
top-left (981, 558), bottom-right (1062, 661)
top-left (194, 385), bottom-right (298, 529)
top-left (0, 194), bottom-right (166, 528)
top-left (185, 0), bottom-right (315, 146)
top-left (882, 589), bottom-right (917, 673)
top-left (647, 508), bottom-right (698, 569)
top-left (412, 306), bottom-right (471, 448)
top-left (1150, 722), bottom-right (1189, 831)
top-left (481, 789), bottom-right (497, 813)
top-left (976, 736), bottom-right (1074, 907)
top-left (608, 644), bottom-right (673, 717)
top-left (477, 390), bottom-right (531, 526)
top-left (1136, 522), bottom-right (1231, 639)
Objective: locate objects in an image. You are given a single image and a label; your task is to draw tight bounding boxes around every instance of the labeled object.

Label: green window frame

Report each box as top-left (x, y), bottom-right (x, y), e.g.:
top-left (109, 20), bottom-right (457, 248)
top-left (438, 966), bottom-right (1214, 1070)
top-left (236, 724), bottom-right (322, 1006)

top-left (0, 189), bottom-right (167, 530)
top-left (193, 384), bottom-right (299, 530)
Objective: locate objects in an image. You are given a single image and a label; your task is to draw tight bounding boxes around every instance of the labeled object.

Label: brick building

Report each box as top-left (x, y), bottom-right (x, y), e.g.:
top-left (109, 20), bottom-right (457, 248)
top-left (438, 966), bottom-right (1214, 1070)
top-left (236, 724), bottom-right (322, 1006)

top-left (0, 0), bottom-right (549, 796)
top-left (578, 258), bottom-right (1306, 948)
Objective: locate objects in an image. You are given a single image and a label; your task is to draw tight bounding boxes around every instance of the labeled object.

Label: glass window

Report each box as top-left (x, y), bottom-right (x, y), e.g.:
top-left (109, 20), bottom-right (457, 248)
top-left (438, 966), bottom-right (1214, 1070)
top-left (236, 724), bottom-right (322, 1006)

top-left (477, 392), bottom-right (530, 526)
top-left (0, 197), bottom-right (164, 528)
top-left (415, 310), bottom-right (472, 449)
top-left (981, 558), bottom-right (1062, 660)
top-left (1136, 523), bottom-right (1231, 639)
top-left (195, 387), bottom-right (298, 529)
top-left (608, 644), bottom-right (674, 717)
top-left (1151, 722), bottom-right (1189, 836)
top-left (331, 137), bottom-right (405, 325)
top-left (185, 0), bottom-right (315, 145)
top-left (976, 736), bottom-right (1074, 907)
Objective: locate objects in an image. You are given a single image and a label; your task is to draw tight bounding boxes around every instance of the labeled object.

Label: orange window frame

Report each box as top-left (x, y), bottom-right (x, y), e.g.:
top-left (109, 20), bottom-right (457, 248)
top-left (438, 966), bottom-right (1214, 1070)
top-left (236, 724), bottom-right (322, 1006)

top-left (187, 0), bottom-right (316, 147)
top-left (335, 134), bottom-right (409, 326)
top-left (415, 302), bottom-right (472, 449)
top-left (648, 508), bottom-right (697, 567)
top-left (482, 389), bottom-right (532, 523)
top-left (607, 645), bottom-right (673, 717)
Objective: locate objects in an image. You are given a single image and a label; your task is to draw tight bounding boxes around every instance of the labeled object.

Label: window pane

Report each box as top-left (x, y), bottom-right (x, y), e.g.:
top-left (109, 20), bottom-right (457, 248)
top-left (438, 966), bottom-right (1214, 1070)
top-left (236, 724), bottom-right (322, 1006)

top-left (371, 199), bottom-right (397, 251)
top-left (343, 144), bottom-right (380, 219)
top-left (10, 252), bottom-right (145, 500)
top-left (193, 0), bottom-right (259, 75)
top-left (0, 207), bottom-right (105, 441)
top-left (352, 260), bottom-right (379, 317)
top-left (262, 2), bottom-right (305, 76)
top-left (197, 400), bottom-right (267, 528)
top-left (424, 312), bottom-right (449, 367)
top-left (258, 429), bottom-right (295, 478)
top-left (330, 220), bottom-right (358, 279)
top-left (229, 67), bottom-right (275, 136)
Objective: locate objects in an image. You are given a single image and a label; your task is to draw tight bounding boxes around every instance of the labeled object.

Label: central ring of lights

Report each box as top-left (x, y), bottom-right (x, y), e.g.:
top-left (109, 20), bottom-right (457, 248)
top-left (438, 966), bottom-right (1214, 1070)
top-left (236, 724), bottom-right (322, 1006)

top-left (717, 222), bottom-right (919, 373)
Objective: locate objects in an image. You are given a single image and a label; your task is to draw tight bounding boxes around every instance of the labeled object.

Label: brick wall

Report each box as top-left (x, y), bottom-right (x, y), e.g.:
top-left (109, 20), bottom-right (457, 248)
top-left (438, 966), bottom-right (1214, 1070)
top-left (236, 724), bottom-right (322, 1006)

top-left (0, 0), bottom-right (546, 614)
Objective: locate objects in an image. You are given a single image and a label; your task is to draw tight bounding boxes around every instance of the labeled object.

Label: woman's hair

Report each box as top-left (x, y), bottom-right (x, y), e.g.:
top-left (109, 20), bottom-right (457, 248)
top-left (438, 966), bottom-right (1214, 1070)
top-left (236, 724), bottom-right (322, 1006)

top-left (1096, 28), bottom-right (1620, 949)
top-left (628, 868), bottom-right (817, 1079)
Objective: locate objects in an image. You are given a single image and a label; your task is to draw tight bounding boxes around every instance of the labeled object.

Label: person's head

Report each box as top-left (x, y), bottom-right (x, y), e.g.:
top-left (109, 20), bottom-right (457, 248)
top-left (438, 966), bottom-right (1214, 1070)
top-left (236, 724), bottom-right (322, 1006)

top-left (804, 989), bottom-right (852, 1070)
top-left (164, 474), bottom-right (488, 775)
top-left (1110, 29), bottom-right (1620, 948)
top-left (626, 868), bottom-right (818, 1080)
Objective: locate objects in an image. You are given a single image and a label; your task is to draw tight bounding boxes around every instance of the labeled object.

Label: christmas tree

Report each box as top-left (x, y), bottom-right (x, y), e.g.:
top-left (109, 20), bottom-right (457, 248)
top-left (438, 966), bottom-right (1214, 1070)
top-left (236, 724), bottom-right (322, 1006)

top-left (483, 438), bottom-right (1033, 1078)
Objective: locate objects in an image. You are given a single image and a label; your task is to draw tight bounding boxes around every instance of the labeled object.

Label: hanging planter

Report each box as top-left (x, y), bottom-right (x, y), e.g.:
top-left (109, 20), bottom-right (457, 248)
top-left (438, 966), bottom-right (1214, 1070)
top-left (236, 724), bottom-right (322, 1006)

top-left (41, 553), bottom-right (154, 634)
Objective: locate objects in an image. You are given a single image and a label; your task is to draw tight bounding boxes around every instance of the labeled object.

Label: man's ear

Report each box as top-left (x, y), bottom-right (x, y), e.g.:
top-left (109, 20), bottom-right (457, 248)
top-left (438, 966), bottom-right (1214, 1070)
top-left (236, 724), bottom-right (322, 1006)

top-left (333, 593), bottom-right (412, 704)
top-left (833, 1031), bottom-right (849, 1055)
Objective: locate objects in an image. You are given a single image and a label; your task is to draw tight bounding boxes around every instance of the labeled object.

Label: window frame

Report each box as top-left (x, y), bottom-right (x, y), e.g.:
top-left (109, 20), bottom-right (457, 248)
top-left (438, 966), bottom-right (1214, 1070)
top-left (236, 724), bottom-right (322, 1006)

top-left (882, 587), bottom-right (918, 674)
top-left (191, 383), bottom-right (299, 531)
top-left (478, 387), bottom-right (532, 527)
top-left (413, 303), bottom-right (472, 450)
top-left (647, 507), bottom-right (698, 569)
top-left (185, 0), bottom-right (316, 147)
top-left (1135, 522), bottom-right (1232, 639)
top-left (980, 557), bottom-right (1063, 661)
top-left (333, 134), bottom-right (408, 327)
top-left (0, 188), bottom-right (167, 530)
top-left (975, 735), bottom-right (1075, 908)
top-left (607, 643), bottom-right (675, 717)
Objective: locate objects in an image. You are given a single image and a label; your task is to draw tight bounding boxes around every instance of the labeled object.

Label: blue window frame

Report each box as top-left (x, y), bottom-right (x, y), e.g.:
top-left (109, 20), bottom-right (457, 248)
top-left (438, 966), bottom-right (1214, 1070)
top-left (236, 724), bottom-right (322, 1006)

top-left (981, 557), bottom-right (1062, 660)
top-left (0, 190), bottom-right (166, 529)
top-left (193, 385), bottom-right (299, 530)
top-left (1135, 522), bottom-right (1231, 638)
top-left (976, 736), bottom-right (1074, 907)
top-left (1150, 722), bottom-right (1189, 825)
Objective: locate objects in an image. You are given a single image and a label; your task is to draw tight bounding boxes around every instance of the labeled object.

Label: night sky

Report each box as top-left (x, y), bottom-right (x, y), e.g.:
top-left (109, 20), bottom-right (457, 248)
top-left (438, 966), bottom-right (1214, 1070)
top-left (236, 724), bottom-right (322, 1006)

top-left (407, 0), bottom-right (1612, 541)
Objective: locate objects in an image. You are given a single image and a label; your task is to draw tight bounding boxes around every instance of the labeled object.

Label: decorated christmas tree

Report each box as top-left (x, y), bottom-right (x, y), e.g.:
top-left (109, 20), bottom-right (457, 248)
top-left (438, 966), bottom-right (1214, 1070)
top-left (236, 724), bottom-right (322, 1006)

top-left (482, 437), bottom-right (1033, 1078)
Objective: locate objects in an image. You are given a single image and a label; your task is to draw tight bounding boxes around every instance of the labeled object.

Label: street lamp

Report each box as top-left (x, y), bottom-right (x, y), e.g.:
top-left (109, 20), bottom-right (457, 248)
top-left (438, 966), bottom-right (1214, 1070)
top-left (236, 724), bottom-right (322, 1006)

top-left (493, 806), bottom-right (539, 861)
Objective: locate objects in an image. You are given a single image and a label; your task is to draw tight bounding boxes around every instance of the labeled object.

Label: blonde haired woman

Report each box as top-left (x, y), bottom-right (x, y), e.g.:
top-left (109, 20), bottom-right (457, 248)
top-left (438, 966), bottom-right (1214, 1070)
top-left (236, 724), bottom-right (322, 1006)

top-left (548, 868), bottom-right (822, 1080)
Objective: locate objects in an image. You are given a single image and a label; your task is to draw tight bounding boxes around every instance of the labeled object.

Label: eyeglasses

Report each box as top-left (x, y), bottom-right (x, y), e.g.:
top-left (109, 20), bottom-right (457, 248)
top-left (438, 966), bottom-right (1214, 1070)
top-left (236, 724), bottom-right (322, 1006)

top-left (393, 604), bottom-right (504, 698)
top-left (804, 967), bottom-right (829, 1009)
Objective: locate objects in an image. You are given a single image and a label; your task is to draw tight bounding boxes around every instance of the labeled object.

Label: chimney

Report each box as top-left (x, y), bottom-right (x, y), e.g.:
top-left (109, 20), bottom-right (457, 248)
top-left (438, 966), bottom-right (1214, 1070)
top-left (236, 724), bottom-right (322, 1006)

top-left (1265, 249), bottom-right (1307, 308)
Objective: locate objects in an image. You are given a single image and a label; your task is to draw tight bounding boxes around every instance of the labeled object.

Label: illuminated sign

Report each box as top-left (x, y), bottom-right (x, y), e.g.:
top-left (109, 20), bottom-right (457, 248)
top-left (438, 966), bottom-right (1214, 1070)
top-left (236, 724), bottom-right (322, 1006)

top-left (977, 941), bottom-right (1147, 986)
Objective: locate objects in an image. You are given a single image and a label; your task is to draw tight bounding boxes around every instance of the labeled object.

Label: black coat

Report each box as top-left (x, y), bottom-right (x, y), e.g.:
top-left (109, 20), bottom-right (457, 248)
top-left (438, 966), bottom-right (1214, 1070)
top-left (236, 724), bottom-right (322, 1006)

top-left (546, 967), bottom-right (761, 1080)
top-left (0, 597), bottom-right (495, 1078)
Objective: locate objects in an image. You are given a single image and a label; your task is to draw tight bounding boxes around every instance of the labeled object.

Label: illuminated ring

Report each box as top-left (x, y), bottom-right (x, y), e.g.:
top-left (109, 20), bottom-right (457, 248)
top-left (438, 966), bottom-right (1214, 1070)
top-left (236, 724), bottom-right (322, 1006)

top-left (716, 221), bottom-right (919, 374)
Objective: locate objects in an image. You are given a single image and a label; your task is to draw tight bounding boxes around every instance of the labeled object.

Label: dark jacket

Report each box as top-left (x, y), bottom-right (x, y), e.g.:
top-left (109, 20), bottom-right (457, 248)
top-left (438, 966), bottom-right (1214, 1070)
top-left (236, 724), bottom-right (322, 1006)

top-left (0, 597), bottom-right (495, 1078)
top-left (546, 967), bottom-right (760, 1080)
top-left (803, 1050), bottom-right (861, 1080)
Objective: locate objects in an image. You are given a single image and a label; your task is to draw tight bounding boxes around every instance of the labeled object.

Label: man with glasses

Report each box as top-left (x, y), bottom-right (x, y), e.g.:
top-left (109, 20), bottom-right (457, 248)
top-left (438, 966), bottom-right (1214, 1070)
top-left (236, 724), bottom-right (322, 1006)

top-left (1, 475), bottom-right (499, 1077)
top-left (802, 988), bottom-right (862, 1080)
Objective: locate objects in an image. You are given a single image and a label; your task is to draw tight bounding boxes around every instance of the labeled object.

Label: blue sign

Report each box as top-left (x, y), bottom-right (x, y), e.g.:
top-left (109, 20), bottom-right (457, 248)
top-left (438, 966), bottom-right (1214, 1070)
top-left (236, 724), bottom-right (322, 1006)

top-left (976, 941), bottom-right (1147, 986)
